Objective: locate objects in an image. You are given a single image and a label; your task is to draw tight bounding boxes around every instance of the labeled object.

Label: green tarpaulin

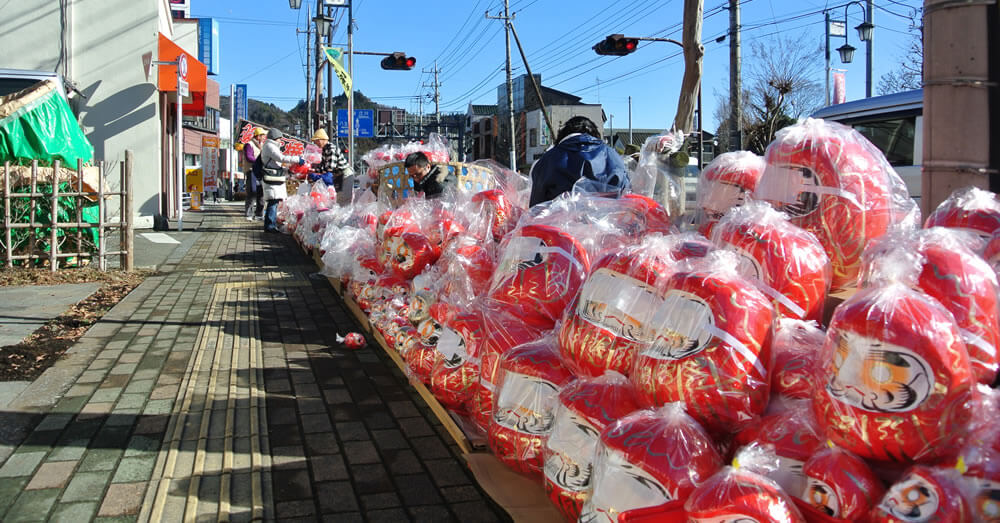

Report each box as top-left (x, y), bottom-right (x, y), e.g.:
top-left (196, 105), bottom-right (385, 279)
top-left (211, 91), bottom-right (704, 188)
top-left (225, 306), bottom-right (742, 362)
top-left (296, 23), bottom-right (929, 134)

top-left (0, 79), bottom-right (93, 167)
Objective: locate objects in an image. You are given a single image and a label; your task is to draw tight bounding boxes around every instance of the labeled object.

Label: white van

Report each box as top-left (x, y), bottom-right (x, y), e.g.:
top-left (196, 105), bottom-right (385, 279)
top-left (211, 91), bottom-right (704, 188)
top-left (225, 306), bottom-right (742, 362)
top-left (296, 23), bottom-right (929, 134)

top-left (811, 89), bottom-right (923, 203)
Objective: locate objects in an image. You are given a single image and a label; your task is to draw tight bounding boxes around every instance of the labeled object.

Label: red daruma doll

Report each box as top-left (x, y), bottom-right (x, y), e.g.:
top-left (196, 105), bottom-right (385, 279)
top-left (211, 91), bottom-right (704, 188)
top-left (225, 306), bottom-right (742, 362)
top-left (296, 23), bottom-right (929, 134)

top-left (631, 251), bottom-right (774, 436)
top-left (579, 403), bottom-right (723, 522)
top-left (754, 118), bottom-right (917, 290)
top-left (558, 236), bottom-right (678, 378)
top-left (712, 200), bottom-right (832, 321)
top-left (696, 151), bottom-right (766, 238)
top-left (429, 311), bottom-right (485, 415)
top-left (488, 336), bottom-right (574, 480)
top-left (770, 319), bottom-right (827, 400)
top-left (924, 186), bottom-right (1000, 240)
top-left (487, 224), bottom-right (591, 329)
top-left (813, 283), bottom-right (975, 463)
top-left (542, 372), bottom-right (642, 520)
top-left (795, 445), bottom-right (885, 522)
top-left (870, 466), bottom-right (971, 523)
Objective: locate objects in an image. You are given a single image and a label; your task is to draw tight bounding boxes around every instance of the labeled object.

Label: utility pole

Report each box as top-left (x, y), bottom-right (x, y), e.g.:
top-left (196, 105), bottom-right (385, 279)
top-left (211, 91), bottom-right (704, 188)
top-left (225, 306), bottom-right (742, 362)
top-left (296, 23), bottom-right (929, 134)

top-left (347, 0), bottom-right (354, 177)
top-left (628, 96), bottom-right (633, 145)
top-left (326, 3), bottom-right (333, 139)
top-left (315, 0), bottom-right (323, 130)
top-left (486, 2), bottom-right (516, 170)
top-left (865, 0), bottom-right (873, 98)
top-left (729, 0), bottom-right (742, 151)
top-left (297, 22), bottom-right (313, 133)
top-left (423, 61), bottom-right (442, 134)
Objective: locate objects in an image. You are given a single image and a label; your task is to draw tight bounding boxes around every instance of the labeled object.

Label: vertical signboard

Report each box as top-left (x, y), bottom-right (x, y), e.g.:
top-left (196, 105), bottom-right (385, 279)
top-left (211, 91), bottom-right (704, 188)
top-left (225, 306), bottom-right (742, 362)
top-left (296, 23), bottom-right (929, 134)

top-left (833, 70), bottom-right (847, 104)
top-left (198, 18), bottom-right (220, 75)
top-left (202, 136), bottom-right (220, 191)
top-left (234, 84), bottom-right (248, 123)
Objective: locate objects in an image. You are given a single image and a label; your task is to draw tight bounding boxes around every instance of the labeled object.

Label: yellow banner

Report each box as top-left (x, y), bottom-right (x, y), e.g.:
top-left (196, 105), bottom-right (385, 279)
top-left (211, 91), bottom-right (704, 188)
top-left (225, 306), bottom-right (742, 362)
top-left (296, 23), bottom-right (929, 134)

top-left (322, 46), bottom-right (352, 97)
top-left (186, 168), bottom-right (203, 210)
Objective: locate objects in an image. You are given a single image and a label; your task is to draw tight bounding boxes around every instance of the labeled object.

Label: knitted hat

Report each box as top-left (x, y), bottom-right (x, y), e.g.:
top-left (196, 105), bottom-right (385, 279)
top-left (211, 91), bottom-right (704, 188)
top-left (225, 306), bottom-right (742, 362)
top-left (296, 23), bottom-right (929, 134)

top-left (254, 127), bottom-right (267, 137)
top-left (267, 128), bottom-right (283, 140)
top-left (311, 128), bottom-right (330, 141)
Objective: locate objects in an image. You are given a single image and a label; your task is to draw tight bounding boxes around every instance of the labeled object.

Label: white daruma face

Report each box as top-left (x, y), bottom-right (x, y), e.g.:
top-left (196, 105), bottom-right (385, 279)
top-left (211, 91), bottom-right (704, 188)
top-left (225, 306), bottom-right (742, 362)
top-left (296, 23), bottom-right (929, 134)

top-left (576, 268), bottom-right (661, 344)
top-left (645, 290), bottom-right (715, 361)
top-left (878, 472), bottom-right (941, 522)
top-left (544, 408), bottom-right (602, 494)
top-left (493, 371), bottom-right (560, 436)
top-left (826, 330), bottom-right (935, 413)
top-left (579, 445), bottom-right (674, 523)
top-left (803, 476), bottom-right (842, 518)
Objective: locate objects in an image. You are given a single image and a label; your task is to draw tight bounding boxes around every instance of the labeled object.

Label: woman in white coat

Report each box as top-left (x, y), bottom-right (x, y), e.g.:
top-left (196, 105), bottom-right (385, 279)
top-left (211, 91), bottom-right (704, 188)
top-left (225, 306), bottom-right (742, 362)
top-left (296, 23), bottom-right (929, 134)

top-left (259, 128), bottom-right (303, 232)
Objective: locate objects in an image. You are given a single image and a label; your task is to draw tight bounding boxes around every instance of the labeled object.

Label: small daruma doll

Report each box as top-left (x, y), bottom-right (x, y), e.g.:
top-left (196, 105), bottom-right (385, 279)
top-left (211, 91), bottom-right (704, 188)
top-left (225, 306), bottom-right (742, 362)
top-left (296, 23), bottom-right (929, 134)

top-left (542, 372), bottom-right (642, 520)
top-left (870, 466), bottom-right (971, 523)
top-left (712, 200), bottom-right (832, 321)
top-left (558, 236), bottom-right (678, 377)
top-left (429, 311), bottom-right (486, 414)
top-left (754, 118), bottom-right (916, 290)
top-left (696, 151), bottom-right (766, 237)
top-left (813, 283), bottom-right (975, 463)
top-left (796, 445), bottom-right (885, 521)
top-left (488, 337), bottom-right (574, 480)
top-left (631, 252), bottom-right (775, 435)
top-left (579, 403), bottom-right (723, 522)
top-left (487, 224), bottom-right (591, 329)
top-left (924, 186), bottom-right (1000, 240)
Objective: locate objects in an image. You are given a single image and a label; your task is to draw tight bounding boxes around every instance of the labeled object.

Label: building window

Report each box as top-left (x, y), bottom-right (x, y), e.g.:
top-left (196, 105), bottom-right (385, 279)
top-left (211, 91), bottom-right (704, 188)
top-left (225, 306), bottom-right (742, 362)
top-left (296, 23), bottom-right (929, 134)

top-left (529, 128), bottom-right (537, 148)
top-left (184, 108), bottom-right (219, 133)
top-left (484, 119), bottom-right (492, 132)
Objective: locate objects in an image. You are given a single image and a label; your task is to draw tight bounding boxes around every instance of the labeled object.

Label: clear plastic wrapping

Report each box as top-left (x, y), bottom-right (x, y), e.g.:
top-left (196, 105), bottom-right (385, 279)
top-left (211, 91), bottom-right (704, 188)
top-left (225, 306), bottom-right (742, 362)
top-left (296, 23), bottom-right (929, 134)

top-left (862, 227), bottom-right (1000, 385)
top-left (488, 334), bottom-right (574, 480)
top-left (696, 151), bottom-right (766, 237)
top-left (770, 319), bottom-right (827, 400)
top-left (712, 200), bottom-right (832, 321)
top-left (794, 444), bottom-right (886, 521)
top-left (580, 403), bottom-right (723, 521)
top-left (428, 310), bottom-right (486, 414)
top-left (813, 283), bottom-right (975, 463)
top-left (630, 251), bottom-right (775, 435)
top-left (542, 371), bottom-right (642, 520)
top-left (754, 118), bottom-right (919, 289)
top-left (732, 401), bottom-right (824, 498)
top-left (630, 130), bottom-right (688, 218)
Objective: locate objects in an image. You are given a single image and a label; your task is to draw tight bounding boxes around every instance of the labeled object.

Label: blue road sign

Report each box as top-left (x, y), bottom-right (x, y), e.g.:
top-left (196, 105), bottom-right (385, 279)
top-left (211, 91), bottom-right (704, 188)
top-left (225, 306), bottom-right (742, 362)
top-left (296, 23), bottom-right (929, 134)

top-left (337, 109), bottom-right (374, 138)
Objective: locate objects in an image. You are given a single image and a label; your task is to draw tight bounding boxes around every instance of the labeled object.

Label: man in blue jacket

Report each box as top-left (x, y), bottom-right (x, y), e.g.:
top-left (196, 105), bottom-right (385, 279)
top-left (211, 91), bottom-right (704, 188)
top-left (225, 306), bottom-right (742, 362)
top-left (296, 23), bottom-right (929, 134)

top-left (528, 116), bottom-right (629, 207)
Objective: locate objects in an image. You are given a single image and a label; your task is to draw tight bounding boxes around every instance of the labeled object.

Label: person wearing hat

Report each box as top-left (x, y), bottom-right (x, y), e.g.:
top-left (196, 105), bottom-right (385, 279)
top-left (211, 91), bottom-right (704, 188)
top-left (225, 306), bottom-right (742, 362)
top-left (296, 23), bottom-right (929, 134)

top-left (260, 128), bottom-right (305, 232)
top-left (308, 128), bottom-right (354, 202)
top-left (243, 127), bottom-right (267, 220)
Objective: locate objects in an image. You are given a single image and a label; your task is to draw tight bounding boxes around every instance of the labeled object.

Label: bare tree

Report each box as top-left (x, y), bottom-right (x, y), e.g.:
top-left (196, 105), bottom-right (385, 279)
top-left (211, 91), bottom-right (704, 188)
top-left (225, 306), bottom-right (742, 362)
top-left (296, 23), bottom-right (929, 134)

top-left (877, 10), bottom-right (923, 95)
top-left (674, 0), bottom-right (705, 133)
top-left (714, 35), bottom-right (824, 154)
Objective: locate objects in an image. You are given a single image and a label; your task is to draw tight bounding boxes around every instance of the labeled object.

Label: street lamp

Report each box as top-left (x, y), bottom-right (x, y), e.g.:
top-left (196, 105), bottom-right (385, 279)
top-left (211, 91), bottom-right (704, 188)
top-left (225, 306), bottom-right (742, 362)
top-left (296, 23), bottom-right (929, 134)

top-left (592, 34), bottom-right (704, 168)
top-left (824, 1), bottom-right (874, 103)
top-left (288, 0), bottom-right (302, 9)
top-left (313, 14), bottom-right (333, 38)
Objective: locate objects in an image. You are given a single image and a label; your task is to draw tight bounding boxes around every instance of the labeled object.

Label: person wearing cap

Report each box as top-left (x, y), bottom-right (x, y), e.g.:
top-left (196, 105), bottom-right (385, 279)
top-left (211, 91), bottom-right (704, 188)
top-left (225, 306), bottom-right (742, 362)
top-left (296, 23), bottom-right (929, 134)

top-left (243, 127), bottom-right (266, 220)
top-left (308, 129), bottom-right (354, 199)
top-left (260, 128), bottom-right (304, 232)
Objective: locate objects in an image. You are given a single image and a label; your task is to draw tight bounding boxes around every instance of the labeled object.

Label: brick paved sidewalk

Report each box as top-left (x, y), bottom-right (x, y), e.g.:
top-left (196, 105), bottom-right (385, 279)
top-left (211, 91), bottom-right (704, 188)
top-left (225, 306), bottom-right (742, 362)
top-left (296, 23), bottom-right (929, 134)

top-left (0, 208), bottom-right (508, 522)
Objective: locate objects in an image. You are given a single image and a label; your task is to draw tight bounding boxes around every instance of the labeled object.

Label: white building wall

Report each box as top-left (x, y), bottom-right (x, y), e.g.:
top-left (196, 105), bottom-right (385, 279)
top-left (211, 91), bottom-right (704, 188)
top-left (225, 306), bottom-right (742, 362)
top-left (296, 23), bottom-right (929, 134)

top-left (0, 0), bottom-right (167, 228)
top-left (525, 105), bottom-right (605, 167)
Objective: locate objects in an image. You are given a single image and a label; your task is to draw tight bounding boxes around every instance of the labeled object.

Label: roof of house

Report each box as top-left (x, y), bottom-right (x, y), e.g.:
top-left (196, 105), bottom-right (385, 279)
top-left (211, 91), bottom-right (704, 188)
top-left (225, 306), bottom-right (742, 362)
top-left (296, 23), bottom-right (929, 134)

top-left (607, 129), bottom-right (663, 146)
top-left (469, 104), bottom-right (497, 116)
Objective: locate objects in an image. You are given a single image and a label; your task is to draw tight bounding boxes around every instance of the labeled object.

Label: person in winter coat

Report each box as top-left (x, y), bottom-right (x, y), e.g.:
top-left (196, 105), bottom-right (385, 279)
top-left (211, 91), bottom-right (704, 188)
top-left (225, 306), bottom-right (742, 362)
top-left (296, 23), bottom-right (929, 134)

top-left (527, 115), bottom-right (630, 207)
top-left (244, 127), bottom-right (266, 220)
top-left (404, 151), bottom-right (454, 199)
top-left (260, 128), bottom-right (304, 233)
top-left (307, 128), bottom-right (354, 199)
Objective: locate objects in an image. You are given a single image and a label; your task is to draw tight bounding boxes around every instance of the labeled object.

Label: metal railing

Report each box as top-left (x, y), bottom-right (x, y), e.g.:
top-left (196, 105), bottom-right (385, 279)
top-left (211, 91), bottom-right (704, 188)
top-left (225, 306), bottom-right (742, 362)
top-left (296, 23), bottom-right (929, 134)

top-left (2, 151), bottom-right (134, 272)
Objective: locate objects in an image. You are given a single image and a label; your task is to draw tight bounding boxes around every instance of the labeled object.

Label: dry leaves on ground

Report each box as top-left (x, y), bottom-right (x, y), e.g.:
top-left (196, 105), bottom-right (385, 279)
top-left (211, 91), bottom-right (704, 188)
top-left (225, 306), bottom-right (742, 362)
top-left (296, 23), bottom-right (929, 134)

top-left (0, 269), bottom-right (152, 380)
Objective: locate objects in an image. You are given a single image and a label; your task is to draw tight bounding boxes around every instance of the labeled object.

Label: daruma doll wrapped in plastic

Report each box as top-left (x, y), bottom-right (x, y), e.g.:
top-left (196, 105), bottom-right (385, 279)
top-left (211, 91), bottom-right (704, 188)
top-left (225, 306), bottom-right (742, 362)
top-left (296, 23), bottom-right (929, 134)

top-left (631, 252), bottom-right (774, 435)
top-left (429, 310), bottom-right (485, 414)
top-left (488, 337), bottom-right (574, 480)
top-left (861, 227), bottom-right (1000, 385)
top-left (924, 186), bottom-right (1000, 239)
top-left (770, 319), bottom-right (826, 400)
top-left (580, 403), bottom-right (723, 522)
top-left (543, 372), bottom-right (642, 520)
top-left (870, 466), bottom-right (971, 523)
top-left (795, 445), bottom-right (885, 522)
top-left (487, 224), bottom-right (591, 329)
top-left (732, 402), bottom-right (824, 498)
top-left (558, 235), bottom-right (679, 378)
top-left (813, 283), bottom-right (975, 463)
top-left (471, 189), bottom-right (519, 242)
top-left (712, 200), bottom-right (832, 321)
top-left (696, 151), bottom-right (766, 237)
top-left (754, 118), bottom-right (917, 290)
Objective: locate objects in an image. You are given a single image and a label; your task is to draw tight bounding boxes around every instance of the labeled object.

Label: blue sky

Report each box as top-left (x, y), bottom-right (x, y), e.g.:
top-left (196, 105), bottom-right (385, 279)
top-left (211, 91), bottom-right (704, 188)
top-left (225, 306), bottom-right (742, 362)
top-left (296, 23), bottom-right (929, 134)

top-left (192, 0), bottom-right (923, 133)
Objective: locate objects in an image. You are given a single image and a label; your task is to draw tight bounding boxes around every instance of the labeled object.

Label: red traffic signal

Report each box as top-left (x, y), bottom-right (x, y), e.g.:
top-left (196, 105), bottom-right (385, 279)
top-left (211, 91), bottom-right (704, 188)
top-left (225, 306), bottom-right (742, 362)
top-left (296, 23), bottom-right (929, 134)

top-left (593, 34), bottom-right (639, 56)
top-left (381, 52), bottom-right (416, 70)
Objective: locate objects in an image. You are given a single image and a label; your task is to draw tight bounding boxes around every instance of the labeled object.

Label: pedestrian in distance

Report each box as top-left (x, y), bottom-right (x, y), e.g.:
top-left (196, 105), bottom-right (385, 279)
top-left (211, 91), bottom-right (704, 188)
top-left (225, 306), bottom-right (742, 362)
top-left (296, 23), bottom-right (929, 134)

top-left (404, 151), bottom-right (454, 199)
top-left (307, 128), bottom-right (354, 194)
top-left (259, 128), bottom-right (305, 233)
top-left (244, 127), bottom-right (267, 220)
top-left (528, 115), bottom-right (630, 207)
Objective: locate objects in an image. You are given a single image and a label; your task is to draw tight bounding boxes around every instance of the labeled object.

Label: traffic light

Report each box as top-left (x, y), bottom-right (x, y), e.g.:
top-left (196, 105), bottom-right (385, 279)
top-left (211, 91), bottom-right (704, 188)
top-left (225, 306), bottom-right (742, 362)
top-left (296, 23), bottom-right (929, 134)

top-left (381, 52), bottom-right (416, 70)
top-left (593, 34), bottom-right (639, 56)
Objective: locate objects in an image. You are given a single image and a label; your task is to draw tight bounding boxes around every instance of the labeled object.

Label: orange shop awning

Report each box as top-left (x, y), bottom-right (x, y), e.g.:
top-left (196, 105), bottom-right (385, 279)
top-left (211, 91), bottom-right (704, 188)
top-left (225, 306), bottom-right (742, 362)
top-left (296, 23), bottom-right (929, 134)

top-left (158, 33), bottom-right (207, 116)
